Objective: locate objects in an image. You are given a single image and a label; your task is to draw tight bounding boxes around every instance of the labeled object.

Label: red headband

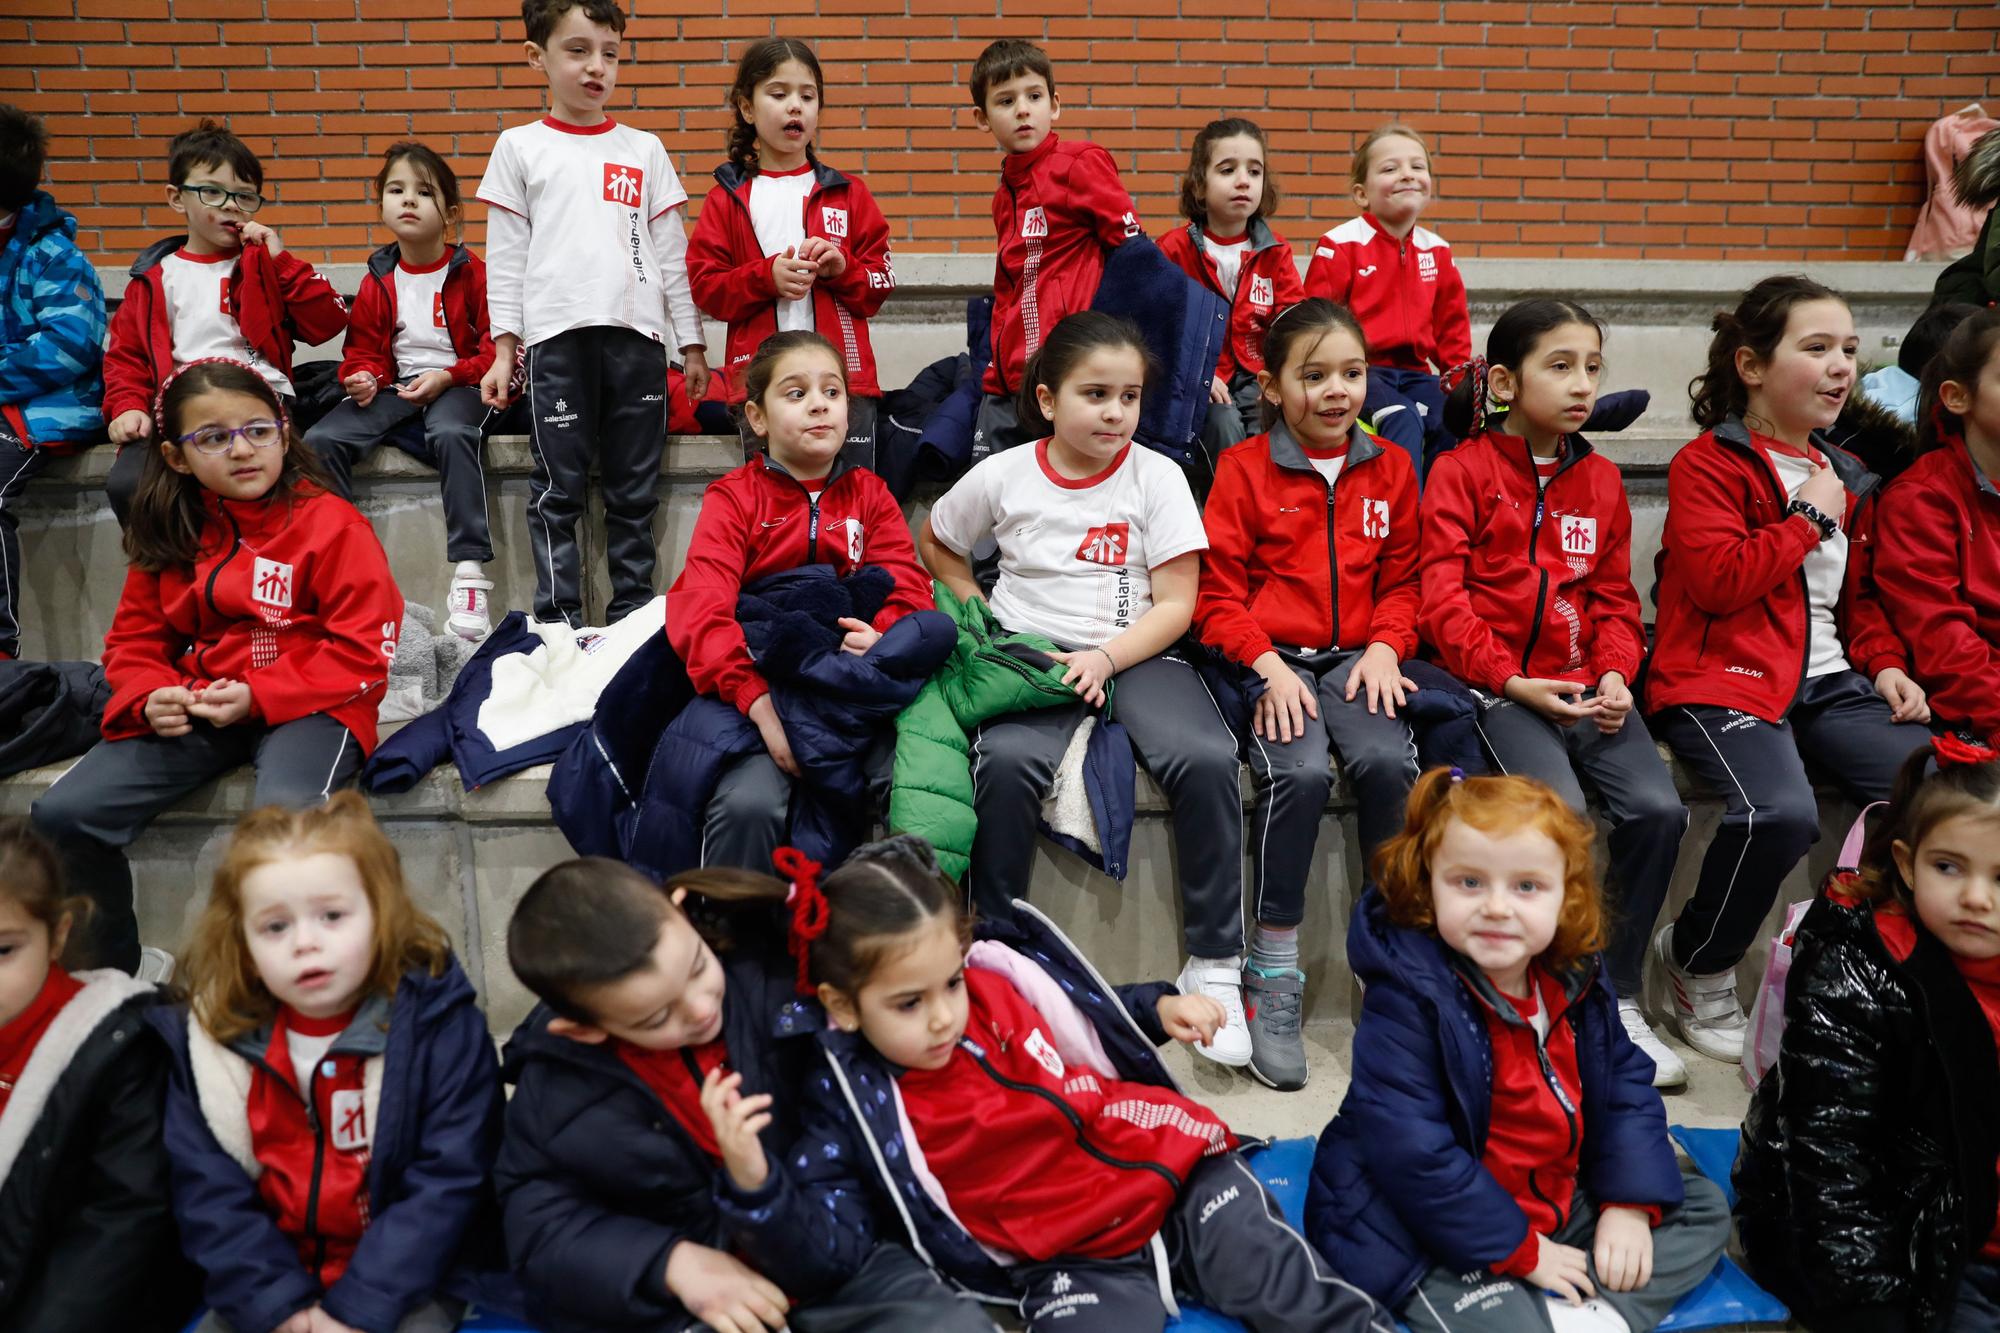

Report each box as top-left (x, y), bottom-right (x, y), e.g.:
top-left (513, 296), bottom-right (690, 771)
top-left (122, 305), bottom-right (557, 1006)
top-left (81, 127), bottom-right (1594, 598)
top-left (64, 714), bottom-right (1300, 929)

top-left (1933, 733), bottom-right (2000, 769)
top-left (151, 356), bottom-right (291, 442)
top-left (774, 846), bottom-right (828, 997)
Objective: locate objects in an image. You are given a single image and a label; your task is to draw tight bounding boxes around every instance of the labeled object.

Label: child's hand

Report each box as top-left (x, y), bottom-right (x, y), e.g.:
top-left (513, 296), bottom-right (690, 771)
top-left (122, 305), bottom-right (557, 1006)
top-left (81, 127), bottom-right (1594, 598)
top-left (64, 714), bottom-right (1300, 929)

top-left (1344, 641), bottom-right (1416, 718)
top-left (238, 221), bottom-right (283, 256)
top-left (342, 371), bottom-right (378, 408)
top-left (1593, 1206), bottom-right (1654, 1294)
top-left (1874, 667), bottom-right (1931, 724)
top-left (1252, 651), bottom-right (1319, 743)
top-left (396, 369), bottom-right (453, 406)
top-left (273, 1310), bottom-right (315, 1333)
top-left (1157, 992), bottom-right (1226, 1046)
top-left (771, 246), bottom-right (818, 301)
top-left (1503, 676), bottom-right (1594, 726)
top-left (1209, 375), bottom-right (1232, 406)
top-left (480, 342), bottom-right (516, 409)
top-left (1049, 647), bottom-right (1115, 708)
top-left (797, 235), bottom-right (846, 279)
top-left (664, 1241), bottom-right (790, 1333)
top-left (187, 678), bottom-right (253, 728)
top-left (306, 1307), bottom-right (365, 1333)
top-left (1524, 1233), bottom-right (1597, 1305)
top-left (836, 616), bottom-right (881, 656)
top-left (145, 685), bottom-right (197, 738)
top-left (1590, 670), bottom-right (1634, 735)
top-left (109, 410), bottom-right (152, 444)
top-left (681, 346), bottom-right (710, 405)
top-left (747, 694), bottom-right (799, 777)
top-left (1797, 463), bottom-right (1846, 524)
top-left (700, 1067), bottom-right (775, 1193)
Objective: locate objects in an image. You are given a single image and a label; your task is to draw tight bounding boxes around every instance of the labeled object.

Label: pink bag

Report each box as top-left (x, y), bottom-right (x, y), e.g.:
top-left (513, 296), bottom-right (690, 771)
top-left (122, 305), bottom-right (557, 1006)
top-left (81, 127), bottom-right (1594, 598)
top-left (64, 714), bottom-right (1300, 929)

top-left (1740, 802), bottom-right (1883, 1091)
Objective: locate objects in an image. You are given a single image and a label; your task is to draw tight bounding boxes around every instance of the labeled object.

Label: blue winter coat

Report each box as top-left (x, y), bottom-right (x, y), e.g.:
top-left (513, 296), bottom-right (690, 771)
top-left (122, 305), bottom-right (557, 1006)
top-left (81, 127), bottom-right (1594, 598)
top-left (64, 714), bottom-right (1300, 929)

top-left (495, 946), bottom-right (853, 1331)
top-left (1091, 233), bottom-right (1228, 468)
top-left (0, 190), bottom-right (105, 448)
top-left (1305, 890), bottom-right (1682, 1310)
top-left (153, 957), bottom-right (517, 1333)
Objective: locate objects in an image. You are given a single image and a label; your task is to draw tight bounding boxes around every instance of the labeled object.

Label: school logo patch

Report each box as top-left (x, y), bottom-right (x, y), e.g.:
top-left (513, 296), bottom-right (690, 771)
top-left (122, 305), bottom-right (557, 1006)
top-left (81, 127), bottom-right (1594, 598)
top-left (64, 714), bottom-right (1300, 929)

top-left (330, 1088), bottom-right (370, 1151)
top-left (1075, 522), bottom-right (1129, 566)
top-left (1560, 516), bottom-right (1597, 555)
top-left (218, 273), bottom-right (232, 314)
top-left (251, 557), bottom-right (293, 609)
top-left (431, 290), bottom-right (446, 327)
top-left (821, 206), bottom-right (848, 239)
top-left (1360, 497), bottom-right (1391, 539)
top-left (1416, 249), bottom-right (1438, 280)
top-left (1021, 206), bottom-right (1048, 239)
top-left (843, 517), bottom-right (864, 563)
top-left (1248, 274), bottom-right (1274, 307)
top-left (602, 162), bottom-right (644, 207)
top-left (1024, 1028), bottom-right (1065, 1079)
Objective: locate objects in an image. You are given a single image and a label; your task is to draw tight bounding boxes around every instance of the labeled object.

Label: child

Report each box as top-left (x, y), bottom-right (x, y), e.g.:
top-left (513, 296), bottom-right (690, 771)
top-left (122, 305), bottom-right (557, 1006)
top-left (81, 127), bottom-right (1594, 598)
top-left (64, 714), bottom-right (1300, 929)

top-left (496, 853), bottom-right (997, 1333)
top-left (30, 359), bottom-right (402, 973)
top-left (0, 103), bottom-right (106, 662)
top-left (1157, 117), bottom-right (1305, 463)
top-left (1647, 275), bottom-right (1933, 1067)
top-left (919, 313), bottom-right (1257, 1067)
top-left (307, 142), bottom-right (499, 642)
top-left (0, 818), bottom-right (193, 1333)
top-left (1307, 771), bottom-right (1731, 1332)
top-left (102, 119), bottom-right (349, 524)
top-left (1422, 298), bottom-right (1690, 1087)
top-left (688, 38), bottom-right (896, 469)
top-left (1735, 741), bottom-right (2000, 1332)
top-left (476, 0), bottom-right (709, 630)
top-left (1192, 298), bottom-right (1422, 1091)
top-left (1878, 308), bottom-right (2000, 749)
top-left (763, 835), bottom-right (1392, 1332)
top-left (1305, 124), bottom-right (1471, 473)
top-left (1856, 301), bottom-right (1981, 429)
top-left (667, 330), bottom-right (933, 872)
top-left (966, 38), bottom-right (1144, 461)
top-left (158, 793), bottom-right (506, 1333)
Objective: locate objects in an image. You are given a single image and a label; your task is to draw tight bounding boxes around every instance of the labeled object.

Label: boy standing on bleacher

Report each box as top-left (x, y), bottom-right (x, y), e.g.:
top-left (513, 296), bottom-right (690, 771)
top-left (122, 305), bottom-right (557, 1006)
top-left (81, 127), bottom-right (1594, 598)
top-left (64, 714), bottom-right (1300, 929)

top-left (100, 119), bottom-right (347, 523)
top-left (476, 0), bottom-right (709, 631)
top-left (0, 104), bottom-right (105, 662)
top-left (967, 38), bottom-right (1143, 460)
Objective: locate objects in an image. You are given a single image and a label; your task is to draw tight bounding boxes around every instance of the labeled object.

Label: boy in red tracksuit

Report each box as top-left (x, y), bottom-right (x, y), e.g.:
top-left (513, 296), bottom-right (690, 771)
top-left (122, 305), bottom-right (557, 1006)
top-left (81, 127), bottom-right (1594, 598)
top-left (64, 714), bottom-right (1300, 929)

top-left (966, 38), bottom-right (1143, 460)
top-left (101, 121), bottom-right (348, 524)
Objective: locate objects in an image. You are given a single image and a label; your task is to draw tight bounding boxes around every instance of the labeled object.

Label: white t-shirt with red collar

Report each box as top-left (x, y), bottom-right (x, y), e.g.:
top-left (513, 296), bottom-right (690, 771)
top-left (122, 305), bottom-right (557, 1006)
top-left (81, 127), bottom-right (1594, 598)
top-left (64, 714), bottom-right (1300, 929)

top-left (747, 163), bottom-right (817, 334)
top-left (389, 255), bottom-right (455, 376)
top-left (159, 248), bottom-right (293, 396)
top-left (927, 439), bottom-right (1208, 647)
top-left (1202, 231), bottom-right (1251, 298)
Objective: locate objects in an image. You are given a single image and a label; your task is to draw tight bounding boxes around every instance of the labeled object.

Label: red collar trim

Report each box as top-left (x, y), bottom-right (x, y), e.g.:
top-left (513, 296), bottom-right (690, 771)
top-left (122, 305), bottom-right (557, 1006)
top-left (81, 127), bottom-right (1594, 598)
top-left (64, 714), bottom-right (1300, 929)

top-left (173, 247), bottom-right (235, 265)
top-left (757, 161), bottom-right (814, 179)
top-left (396, 252), bottom-right (450, 275)
top-left (1300, 437), bottom-right (1351, 461)
top-left (542, 115), bottom-right (617, 136)
top-left (280, 1004), bottom-right (359, 1038)
top-left (1035, 437), bottom-right (1130, 490)
top-left (1204, 229), bottom-right (1249, 246)
top-left (1750, 429), bottom-right (1823, 467)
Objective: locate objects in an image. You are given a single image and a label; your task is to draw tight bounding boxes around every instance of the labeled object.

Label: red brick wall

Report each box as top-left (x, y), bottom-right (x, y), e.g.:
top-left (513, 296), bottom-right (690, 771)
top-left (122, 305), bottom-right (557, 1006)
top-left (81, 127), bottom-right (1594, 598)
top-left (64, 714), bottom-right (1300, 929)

top-left (5, 0), bottom-right (1993, 267)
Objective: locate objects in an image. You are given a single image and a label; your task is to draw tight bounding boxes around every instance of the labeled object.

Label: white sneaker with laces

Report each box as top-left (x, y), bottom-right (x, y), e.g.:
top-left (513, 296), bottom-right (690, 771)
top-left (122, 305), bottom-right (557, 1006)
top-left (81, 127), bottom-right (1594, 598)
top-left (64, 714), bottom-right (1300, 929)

top-left (1654, 923), bottom-right (1749, 1063)
top-left (446, 561), bottom-right (494, 642)
top-left (1175, 956), bottom-right (1253, 1068)
top-left (1617, 997), bottom-right (1687, 1088)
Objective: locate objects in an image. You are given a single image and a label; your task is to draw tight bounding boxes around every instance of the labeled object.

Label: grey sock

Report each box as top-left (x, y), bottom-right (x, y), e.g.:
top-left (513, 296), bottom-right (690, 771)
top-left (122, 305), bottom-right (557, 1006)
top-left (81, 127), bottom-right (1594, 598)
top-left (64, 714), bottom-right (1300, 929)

top-left (1249, 923), bottom-right (1300, 976)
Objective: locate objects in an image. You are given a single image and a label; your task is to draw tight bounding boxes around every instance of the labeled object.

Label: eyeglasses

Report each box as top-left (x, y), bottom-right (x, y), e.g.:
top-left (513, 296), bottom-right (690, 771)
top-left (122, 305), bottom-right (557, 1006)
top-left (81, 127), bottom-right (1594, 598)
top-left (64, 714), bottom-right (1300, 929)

top-left (176, 420), bottom-right (284, 455)
top-left (181, 182), bottom-right (266, 214)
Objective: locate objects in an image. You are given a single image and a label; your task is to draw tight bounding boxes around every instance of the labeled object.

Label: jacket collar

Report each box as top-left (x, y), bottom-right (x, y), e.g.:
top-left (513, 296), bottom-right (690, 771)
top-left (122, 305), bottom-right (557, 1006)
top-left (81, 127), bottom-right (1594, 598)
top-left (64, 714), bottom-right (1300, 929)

top-left (130, 234), bottom-right (189, 278)
top-left (1477, 422), bottom-right (1596, 481)
top-left (366, 240), bottom-right (470, 280)
top-left (1945, 432), bottom-right (2000, 499)
top-left (715, 158), bottom-right (848, 197)
top-left (1185, 215), bottom-right (1284, 255)
top-left (225, 988), bottom-right (394, 1067)
top-left (6, 190), bottom-right (72, 246)
top-left (0, 971), bottom-right (154, 1183)
top-left (1265, 414), bottom-right (1384, 475)
top-left (1002, 131), bottom-right (1062, 183)
top-left (1714, 415), bottom-right (1881, 500)
top-left (757, 449), bottom-right (853, 491)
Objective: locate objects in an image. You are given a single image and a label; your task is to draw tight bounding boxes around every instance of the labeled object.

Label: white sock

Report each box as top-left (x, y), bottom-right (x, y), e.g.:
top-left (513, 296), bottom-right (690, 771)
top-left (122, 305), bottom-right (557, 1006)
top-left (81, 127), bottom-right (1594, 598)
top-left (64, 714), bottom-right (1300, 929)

top-left (454, 560), bottom-right (485, 579)
top-left (1545, 1297), bottom-right (1631, 1333)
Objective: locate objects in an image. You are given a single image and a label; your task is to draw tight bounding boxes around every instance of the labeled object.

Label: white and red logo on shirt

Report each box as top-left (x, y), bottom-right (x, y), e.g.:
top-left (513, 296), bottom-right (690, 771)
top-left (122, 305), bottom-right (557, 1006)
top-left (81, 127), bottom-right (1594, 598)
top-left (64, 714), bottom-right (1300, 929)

top-left (1075, 523), bottom-right (1129, 566)
top-left (252, 557), bottom-right (294, 609)
top-left (330, 1088), bottom-right (371, 1152)
top-left (602, 162), bottom-right (644, 207)
top-left (1360, 497), bottom-right (1391, 539)
top-left (1021, 206), bottom-right (1049, 240)
top-left (1248, 274), bottom-right (1274, 308)
top-left (843, 517), bottom-right (864, 563)
top-left (1416, 250), bottom-right (1437, 281)
top-left (1559, 516), bottom-right (1597, 555)
top-left (1023, 1028), bottom-right (1066, 1079)
top-left (218, 273), bottom-right (233, 314)
top-left (820, 206), bottom-right (848, 239)
top-left (431, 290), bottom-right (446, 327)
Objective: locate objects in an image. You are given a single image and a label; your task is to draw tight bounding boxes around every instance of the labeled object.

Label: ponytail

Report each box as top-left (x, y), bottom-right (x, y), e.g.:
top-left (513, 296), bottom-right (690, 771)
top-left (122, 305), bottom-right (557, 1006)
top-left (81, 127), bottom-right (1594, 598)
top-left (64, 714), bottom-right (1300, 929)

top-left (1439, 357), bottom-right (1489, 439)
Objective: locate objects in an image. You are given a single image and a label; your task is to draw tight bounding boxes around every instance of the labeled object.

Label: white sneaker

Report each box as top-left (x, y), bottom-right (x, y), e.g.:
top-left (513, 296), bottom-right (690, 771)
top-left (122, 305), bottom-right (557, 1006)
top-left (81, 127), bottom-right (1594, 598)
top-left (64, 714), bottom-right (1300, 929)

top-left (1617, 997), bottom-right (1687, 1089)
top-left (1654, 924), bottom-right (1749, 1063)
top-left (137, 947), bottom-right (177, 985)
top-left (446, 562), bottom-right (494, 642)
top-left (1175, 956), bottom-right (1253, 1068)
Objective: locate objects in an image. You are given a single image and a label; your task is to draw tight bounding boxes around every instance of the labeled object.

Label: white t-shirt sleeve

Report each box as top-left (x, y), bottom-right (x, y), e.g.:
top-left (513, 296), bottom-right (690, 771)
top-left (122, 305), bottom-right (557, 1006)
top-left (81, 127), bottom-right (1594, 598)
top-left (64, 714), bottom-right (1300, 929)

top-left (475, 133), bottom-right (527, 216)
top-left (1141, 455), bottom-right (1208, 567)
top-left (925, 460), bottom-right (1000, 556)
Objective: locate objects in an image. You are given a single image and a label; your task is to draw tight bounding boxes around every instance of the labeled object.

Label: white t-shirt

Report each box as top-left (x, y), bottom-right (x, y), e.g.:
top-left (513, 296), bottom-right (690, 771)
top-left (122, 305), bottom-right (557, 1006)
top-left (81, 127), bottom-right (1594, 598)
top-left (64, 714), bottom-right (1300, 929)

top-left (1765, 447), bottom-right (1851, 678)
top-left (159, 249), bottom-right (293, 396)
top-left (477, 118), bottom-right (697, 348)
top-left (1203, 233), bottom-right (1250, 297)
top-left (390, 257), bottom-right (456, 377)
top-left (927, 440), bottom-right (1208, 647)
top-left (286, 1027), bottom-right (339, 1098)
top-left (1306, 453), bottom-right (1345, 489)
top-left (748, 164), bottom-right (817, 334)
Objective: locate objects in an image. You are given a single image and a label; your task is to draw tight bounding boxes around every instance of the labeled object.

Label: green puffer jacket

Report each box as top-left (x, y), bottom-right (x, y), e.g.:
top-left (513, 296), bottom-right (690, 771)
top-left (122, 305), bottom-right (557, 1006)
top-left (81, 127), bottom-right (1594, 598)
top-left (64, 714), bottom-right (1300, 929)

top-left (889, 582), bottom-right (1111, 880)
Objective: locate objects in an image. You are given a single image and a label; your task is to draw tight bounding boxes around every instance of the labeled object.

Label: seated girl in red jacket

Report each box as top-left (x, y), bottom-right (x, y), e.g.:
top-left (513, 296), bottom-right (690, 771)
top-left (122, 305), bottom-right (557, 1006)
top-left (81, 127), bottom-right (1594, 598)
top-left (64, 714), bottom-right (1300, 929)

top-left (160, 793), bottom-right (507, 1333)
top-left (666, 330), bottom-right (932, 875)
top-left (1878, 308), bottom-right (2000, 750)
top-left (306, 143), bottom-right (499, 643)
top-left (30, 358), bottom-right (402, 974)
top-left (688, 39), bottom-right (896, 469)
top-left (1192, 298), bottom-right (1422, 1092)
top-left (1645, 275), bottom-right (1932, 1070)
top-left (1421, 299), bottom-right (1690, 1088)
top-left (1158, 117), bottom-right (1305, 467)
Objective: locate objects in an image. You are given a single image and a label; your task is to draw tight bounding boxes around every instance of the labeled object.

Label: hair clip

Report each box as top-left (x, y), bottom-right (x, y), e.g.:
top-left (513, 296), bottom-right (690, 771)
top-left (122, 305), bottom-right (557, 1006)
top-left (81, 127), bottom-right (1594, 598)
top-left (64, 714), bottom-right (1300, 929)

top-left (773, 846), bottom-right (828, 997)
top-left (1932, 733), bottom-right (2000, 770)
top-left (1448, 766), bottom-right (1466, 783)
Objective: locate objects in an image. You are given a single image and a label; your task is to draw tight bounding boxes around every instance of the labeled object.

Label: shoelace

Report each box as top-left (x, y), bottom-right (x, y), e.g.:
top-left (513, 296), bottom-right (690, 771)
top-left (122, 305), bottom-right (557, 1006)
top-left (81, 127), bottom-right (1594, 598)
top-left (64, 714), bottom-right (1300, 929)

top-left (1255, 986), bottom-right (1301, 1038)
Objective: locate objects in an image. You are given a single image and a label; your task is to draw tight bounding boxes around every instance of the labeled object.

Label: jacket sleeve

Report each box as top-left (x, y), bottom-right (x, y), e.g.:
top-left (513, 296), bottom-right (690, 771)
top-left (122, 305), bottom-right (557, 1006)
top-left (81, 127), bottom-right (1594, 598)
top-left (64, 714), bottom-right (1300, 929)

top-left (1839, 493), bottom-right (1910, 681)
top-left (1192, 450), bottom-right (1277, 666)
top-left (1116, 981), bottom-right (1175, 1046)
top-left (102, 275), bottom-right (159, 422)
top-left (1069, 145), bottom-right (1142, 249)
top-left (820, 178), bottom-right (895, 319)
top-left (1419, 454), bottom-right (1527, 693)
top-left (247, 513), bottom-right (399, 729)
top-left (1302, 235), bottom-right (1351, 302)
top-left (0, 238), bottom-right (105, 408)
top-left (687, 186), bottom-right (780, 325)
top-left (273, 248), bottom-right (351, 346)
top-left (1577, 994), bottom-right (1684, 1214)
top-left (1366, 449), bottom-right (1424, 657)
top-left (323, 1002), bottom-right (503, 1333)
top-left (448, 256), bottom-right (496, 387)
top-left (100, 566), bottom-right (192, 740)
top-left (1874, 477), bottom-right (2000, 740)
top-left (861, 475), bottom-right (936, 630)
top-left (1431, 247), bottom-right (1473, 370)
top-left (1661, 449), bottom-right (1819, 617)
top-left (337, 274), bottom-right (395, 384)
top-left (666, 482), bottom-right (768, 713)
top-left (1582, 479), bottom-right (1647, 681)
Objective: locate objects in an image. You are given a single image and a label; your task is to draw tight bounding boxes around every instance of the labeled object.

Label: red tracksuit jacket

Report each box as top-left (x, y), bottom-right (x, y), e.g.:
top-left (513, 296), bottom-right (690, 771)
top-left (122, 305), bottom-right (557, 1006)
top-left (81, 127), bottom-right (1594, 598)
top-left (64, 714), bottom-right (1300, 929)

top-left (248, 1008), bottom-right (373, 1290)
top-left (896, 968), bottom-right (1236, 1263)
top-left (100, 486), bottom-right (401, 751)
top-left (1195, 421), bottom-right (1422, 665)
top-left (983, 133), bottom-right (1143, 396)
top-left (1643, 419), bottom-right (1906, 722)
top-left (1875, 433), bottom-right (2000, 746)
top-left (665, 455), bottom-right (933, 714)
top-left (1420, 429), bottom-right (1646, 693)
top-left (1156, 219), bottom-right (1305, 382)
top-left (103, 236), bottom-right (350, 422)
top-left (686, 161), bottom-right (896, 404)
top-left (1303, 214), bottom-right (1471, 374)
top-left (337, 242), bottom-right (495, 388)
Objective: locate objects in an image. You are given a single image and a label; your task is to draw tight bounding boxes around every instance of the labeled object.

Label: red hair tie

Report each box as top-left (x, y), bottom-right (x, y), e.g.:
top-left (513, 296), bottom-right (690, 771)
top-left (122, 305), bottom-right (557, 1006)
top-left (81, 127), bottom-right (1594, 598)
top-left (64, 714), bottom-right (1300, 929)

top-left (774, 846), bottom-right (828, 997)
top-left (1440, 356), bottom-right (1490, 435)
top-left (1933, 734), bottom-right (2000, 769)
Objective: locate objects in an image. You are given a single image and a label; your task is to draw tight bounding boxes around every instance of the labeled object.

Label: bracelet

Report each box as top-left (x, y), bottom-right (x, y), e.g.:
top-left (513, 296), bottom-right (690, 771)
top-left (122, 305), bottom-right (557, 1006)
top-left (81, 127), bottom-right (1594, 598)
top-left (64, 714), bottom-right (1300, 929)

top-left (1096, 646), bottom-right (1119, 674)
top-left (1786, 498), bottom-right (1838, 541)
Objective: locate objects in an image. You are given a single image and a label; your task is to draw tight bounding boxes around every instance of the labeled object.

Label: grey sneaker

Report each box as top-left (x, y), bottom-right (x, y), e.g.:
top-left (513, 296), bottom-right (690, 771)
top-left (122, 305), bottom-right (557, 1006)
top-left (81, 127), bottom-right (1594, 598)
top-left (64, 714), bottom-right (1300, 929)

top-left (1244, 964), bottom-right (1308, 1091)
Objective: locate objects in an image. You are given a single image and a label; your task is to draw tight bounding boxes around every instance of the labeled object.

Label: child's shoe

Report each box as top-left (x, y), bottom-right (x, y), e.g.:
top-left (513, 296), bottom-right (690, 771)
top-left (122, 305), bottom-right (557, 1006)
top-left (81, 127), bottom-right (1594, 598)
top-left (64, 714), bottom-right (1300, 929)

top-left (1617, 997), bottom-right (1687, 1089)
top-left (1176, 956), bottom-right (1253, 1068)
top-left (1654, 923), bottom-right (1748, 1063)
top-left (1243, 963), bottom-right (1308, 1090)
top-left (446, 561), bottom-right (493, 642)
top-left (137, 947), bottom-right (176, 985)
